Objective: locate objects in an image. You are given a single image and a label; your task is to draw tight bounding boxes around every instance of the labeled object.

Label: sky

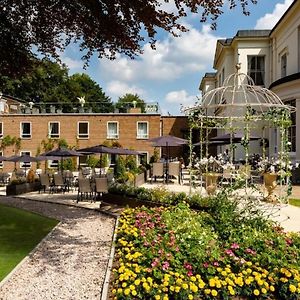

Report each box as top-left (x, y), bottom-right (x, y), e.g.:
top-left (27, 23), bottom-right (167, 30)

top-left (60, 0), bottom-right (294, 116)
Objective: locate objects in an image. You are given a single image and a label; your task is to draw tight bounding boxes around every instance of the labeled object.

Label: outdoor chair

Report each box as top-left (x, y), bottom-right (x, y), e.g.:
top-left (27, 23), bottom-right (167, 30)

top-left (220, 169), bottom-right (235, 187)
top-left (63, 170), bottom-right (75, 191)
top-left (77, 178), bottom-right (94, 202)
top-left (51, 174), bottom-right (67, 193)
top-left (151, 162), bottom-right (164, 183)
top-left (168, 162), bottom-right (182, 184)
top-left (94, 177), bottom-right (108, 200)
top-left (39, 173), bottom-right (51, 193)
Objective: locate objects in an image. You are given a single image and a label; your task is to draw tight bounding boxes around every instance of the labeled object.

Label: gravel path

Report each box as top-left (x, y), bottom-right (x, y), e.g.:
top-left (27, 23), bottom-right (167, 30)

top-left (0, 196), bottom-right (116, 300)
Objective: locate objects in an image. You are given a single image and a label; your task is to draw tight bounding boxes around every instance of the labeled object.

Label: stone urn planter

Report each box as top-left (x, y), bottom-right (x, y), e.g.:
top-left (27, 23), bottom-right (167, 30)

top-left (263, 173), bottom-right (278, 203)
top-left (204, 173), bottom-right (221, 195)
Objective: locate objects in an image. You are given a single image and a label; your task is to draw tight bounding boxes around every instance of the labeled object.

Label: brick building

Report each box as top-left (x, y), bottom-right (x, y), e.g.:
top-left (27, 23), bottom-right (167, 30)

top-left (0, 95), bottom-right (189, 171)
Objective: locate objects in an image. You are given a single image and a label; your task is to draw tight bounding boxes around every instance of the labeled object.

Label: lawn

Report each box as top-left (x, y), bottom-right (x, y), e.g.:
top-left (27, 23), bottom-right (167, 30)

top-left (0, 203), bottom-right (58, 281)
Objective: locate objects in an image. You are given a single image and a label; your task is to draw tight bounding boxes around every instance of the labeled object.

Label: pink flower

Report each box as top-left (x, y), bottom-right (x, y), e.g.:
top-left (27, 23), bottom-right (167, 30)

top-left (151, 258), bottom-right (159, 267)
top-left (203, 262), bottom-right (209, 268)
top-left (162, 261), bottom-right (170, 270)
top-left (224, 249), bottom-right (235, 256)
top-left (187, 270), bottom-right (193, 276)
top-left (213, 261), bottom-right (219, 267)
top-left (230, 243), bottom-right (240, 250)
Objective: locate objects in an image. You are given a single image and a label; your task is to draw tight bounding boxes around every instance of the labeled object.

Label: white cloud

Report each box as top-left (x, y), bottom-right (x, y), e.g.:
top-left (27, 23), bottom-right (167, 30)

top-left (106, 80), bottom-right (145, 98)
top-left (99, 24), bottom-right (221, 83)
top-left (165, 89), bottom-right (197, 106)
top-left (255, 0), bottom-right (293, 29)
top-left (61, 56), bottom-right (84, 71)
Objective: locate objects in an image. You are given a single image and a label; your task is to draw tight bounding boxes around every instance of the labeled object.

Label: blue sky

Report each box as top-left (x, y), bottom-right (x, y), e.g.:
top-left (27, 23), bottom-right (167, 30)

top-left (60, 0), bottom-right (293, 115)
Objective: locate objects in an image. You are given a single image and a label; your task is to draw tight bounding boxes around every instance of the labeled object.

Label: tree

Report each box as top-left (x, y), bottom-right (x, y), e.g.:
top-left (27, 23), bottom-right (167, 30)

top-left (116, 93), bottom-right (146, 113)
top-left (62, 73), bottom-right (114, 113)
top-left (0, 58), bottom-right (114, 113)
top-left (0, 1), bottom-right (258, 77)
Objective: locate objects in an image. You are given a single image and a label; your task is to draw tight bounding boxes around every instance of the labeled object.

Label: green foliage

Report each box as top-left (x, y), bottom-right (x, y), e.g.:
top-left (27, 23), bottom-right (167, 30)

top-left (0, 135), bottom-right (21, 153)
top-left (115, 93), bottom-right (145, 113)
top-left (150, 148), bottom-right (160, 163)
top-left (59, 158), bottom-right (76, 171)
top-left (125, 155), bottom-right (139, 174)
top-left (0, 58), bottom-right (113, 112)
top-left (115, 156), bottom-right (127, 183)
top-left (86, 155), bottom-right (99, 168)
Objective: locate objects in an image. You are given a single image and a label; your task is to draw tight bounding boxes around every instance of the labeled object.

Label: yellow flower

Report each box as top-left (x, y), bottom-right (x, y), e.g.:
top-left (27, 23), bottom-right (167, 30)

top-left (190, 276), bottom-right (196, 282)
top-left (131, 290), bottom-right (137, 296)
top-left (261, 288), bottom-right (267, 294)
top-left (182, 283), bottom-right (188, 290)
top-left (175, 286), bottom-right (181, 293)
top-left (188, 295), bottom-right (193, 300)
top-left (289, 284), bottom-right (297, 293)
top-left (270, 285), bottom-right (275, 292)
top-left (254, 289), bottom-right (260, 296)
top-left (134, 279), bottom-right (140, 285)
top-left (124, 288), bottom-right (130, 296)
top-left (154, 296), bottom-right (161, 300)
top-left (204, 288), bottom-right (211, 295)
top-left (211, 289), bottom-right (218, 296)
top-left (121, 282), bottom-right (127, 288)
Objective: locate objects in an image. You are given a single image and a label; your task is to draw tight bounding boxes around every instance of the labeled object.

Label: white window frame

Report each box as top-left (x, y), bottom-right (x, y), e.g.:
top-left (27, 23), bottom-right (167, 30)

top-left (136, 121), bottom-right (149, 139)
top-left (48, 121), bottom-right (60, 139)
top-left (0, 151), bottom-right (3, 168)
top-left (20, 122), bottom-right (32, 139)
top-left (247, 55), bottom-right (265, 86)
top-left (281, 53), bottom-right (287, 78)
top-left (49, 160), bottom-right (59, 169)
top-left (20, 151), bottom-right (31, 169)
top-left (107, 121), bottom-right (119, 139)
top-left (77, 121), bottom-right (89, 139)
top-left (0, 122), bottom-right (3, 139)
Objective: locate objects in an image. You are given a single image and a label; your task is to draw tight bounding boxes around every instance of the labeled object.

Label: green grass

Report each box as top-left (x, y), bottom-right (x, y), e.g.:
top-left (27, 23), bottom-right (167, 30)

top-left (289, 198), bottom-right (300, 207)
top-left (0, 204), bottom-right (58, 281)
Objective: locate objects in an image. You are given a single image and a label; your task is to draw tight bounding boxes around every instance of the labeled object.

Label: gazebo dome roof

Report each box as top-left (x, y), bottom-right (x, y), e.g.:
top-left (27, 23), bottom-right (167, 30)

top-left (186, 67), bottom-right (295, 119)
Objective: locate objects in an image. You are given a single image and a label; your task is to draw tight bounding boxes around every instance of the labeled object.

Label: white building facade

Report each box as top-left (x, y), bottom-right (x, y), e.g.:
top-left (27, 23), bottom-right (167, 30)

top-left (200, 0), bottom-right (300, 162)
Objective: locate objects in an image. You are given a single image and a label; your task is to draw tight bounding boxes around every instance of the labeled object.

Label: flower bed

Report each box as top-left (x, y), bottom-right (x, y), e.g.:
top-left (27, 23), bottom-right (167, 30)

top-left (111, 197), bottom-right (300, 299)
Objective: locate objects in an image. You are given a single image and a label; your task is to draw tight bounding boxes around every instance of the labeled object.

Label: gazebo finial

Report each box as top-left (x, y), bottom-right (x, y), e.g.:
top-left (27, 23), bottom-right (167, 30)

top-left (236, 63), bottom-right (241, 72)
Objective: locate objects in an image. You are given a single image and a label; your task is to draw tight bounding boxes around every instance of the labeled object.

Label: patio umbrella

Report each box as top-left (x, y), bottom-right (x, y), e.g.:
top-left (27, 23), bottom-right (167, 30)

top-left (149, 135), bottom-right (188, 162)
top-left (41, 147), bottom-right (83, 172)
top-left (78, 144), bottom-right (116, 154)
top-left (6, 154), bottom-right (40, 174)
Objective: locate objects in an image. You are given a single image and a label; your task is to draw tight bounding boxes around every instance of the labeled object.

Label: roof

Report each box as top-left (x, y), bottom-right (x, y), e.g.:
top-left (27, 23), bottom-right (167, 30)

top-left (199, 72), bottom-right (216, 91)
top-left (213, 30), bottom-right (271, 68)
top-left (270, 0), bottom-right (298, 36)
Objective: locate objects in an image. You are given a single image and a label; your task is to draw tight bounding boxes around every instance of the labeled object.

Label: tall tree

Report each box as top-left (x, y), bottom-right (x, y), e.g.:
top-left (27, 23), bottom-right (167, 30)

top-left (59, 73), bottom-right (114, 113)
top-left (0, 58), bottom-right (113, 112)
top-left (116, 93), bottom-right (146, 113)
top-left (0, 1), bottom-right (258, 77)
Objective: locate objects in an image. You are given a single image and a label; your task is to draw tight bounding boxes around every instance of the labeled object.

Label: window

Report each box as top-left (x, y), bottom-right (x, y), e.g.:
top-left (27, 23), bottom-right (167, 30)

top-left (0, 151), bottom-right (3, 168)
top-left (49, 160), bottom-right (59, 169)
top-left (79, 155), bottom-right (88, 167)
top-left (78, 122), bottom-right (89, 139)
top-left (20, 122), bottom-right (31, 139)
top-left (281, 53), bottom-right (287, 78)
top-left (20, 151), bottom-right (31, 169)
top-left (137, 152), bottom-right (148, 166)
top-left (0, 122), bottom-right (3, 138)
top-left (48, 122), bottom-right (60, 138)
top-left (286, 100), bottom-right (296, 152)
top-left (107, 122), bottom-right (119, 139)
top-left (137, 122), bottom-right (149, 139)
top-left (247, 56), bottom-right (265, 86)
